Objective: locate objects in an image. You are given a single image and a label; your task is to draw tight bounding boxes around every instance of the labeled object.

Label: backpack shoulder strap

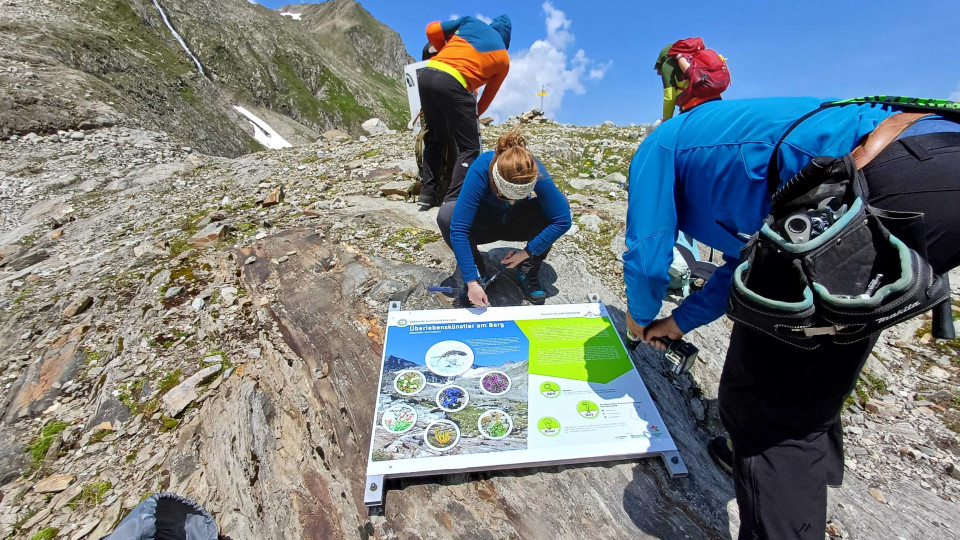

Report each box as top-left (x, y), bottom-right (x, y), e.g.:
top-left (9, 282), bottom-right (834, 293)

top-left (765, 104), bottom-right (832, 195)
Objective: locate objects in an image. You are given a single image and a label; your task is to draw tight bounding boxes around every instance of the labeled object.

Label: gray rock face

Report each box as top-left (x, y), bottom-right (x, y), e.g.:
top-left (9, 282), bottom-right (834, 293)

top-left (322, 129), bottom-right (351, 141)
top-left (0, 0), bottom-right (411, 156)
top-left (361, 118), bottom-right (389, 136)
top-left (378, 180), bottom-right (413, 198)
top-left (161, 365), bottom-right (222, 417)
top-left (578, 213), bottom-right (603, 232)
top-left (164, 286), bottom-right (184, 299)
top-left (570, 177), bottom-right (616, 191)
top-left (1, 117), bottom-right (958, 540)
top-left (88, 396), bottom-right (132, 430)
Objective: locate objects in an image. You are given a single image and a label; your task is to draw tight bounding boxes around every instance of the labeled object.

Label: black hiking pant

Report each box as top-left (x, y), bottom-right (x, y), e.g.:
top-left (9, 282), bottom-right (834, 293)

top-left (418, 68), bottom-right (480, 205)
top-left (720, 132), bottom-right (960, 539)
top-left (437, 199), bottom-right (552, 279)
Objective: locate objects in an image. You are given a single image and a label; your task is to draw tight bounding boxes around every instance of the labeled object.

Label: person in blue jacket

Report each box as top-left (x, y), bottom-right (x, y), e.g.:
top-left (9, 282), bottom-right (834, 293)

top-left (437, 127), bottom-right (572, 306)
top-left (623, 96), bottom-right (960, 539)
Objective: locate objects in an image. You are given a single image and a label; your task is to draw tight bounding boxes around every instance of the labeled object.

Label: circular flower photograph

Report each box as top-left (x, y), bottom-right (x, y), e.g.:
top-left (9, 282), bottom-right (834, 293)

top-left (393, 370), bottom-right (426, 395)
top-left (424, 420), bottom-right (460, 452)
top-left (424, 340), bottom-right (474, 377)
top-left (380, 404), bottom-right (417, 434)
top-left (480, 371), bottom-right (511, 396)
top-left (435, 385), bottom-right (469, 412)
top-left (477, 409), bottom-right (513, 439)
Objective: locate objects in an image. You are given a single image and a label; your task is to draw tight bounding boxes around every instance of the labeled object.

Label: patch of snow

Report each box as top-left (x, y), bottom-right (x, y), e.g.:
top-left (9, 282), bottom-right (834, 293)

top-left (152, 0), bottom-right (206, 78)
top-left (233, 106), bottom-right (292, 150)
top-left (280, 12), bottom-right (303, 20)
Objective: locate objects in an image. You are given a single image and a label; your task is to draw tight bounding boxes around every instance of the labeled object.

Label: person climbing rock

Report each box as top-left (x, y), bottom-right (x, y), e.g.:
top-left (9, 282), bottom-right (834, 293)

top-left (437, 127), bottom-right (571, 307)
top-left (622, 96), bottom-right (960, 539)
top-left (418, 15), bottom-right (511, 209)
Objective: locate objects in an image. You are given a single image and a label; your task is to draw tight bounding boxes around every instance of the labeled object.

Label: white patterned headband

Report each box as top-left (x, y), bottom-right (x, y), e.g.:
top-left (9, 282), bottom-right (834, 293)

top-left (491, 158), bottom-right (537, 200)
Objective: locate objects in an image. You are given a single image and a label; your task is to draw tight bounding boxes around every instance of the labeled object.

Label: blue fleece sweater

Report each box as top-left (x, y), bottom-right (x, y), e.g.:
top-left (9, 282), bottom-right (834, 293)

top-left (450, 151), bottom-right (572, 283)
top-left (624, 97), bottom-right (904, 333)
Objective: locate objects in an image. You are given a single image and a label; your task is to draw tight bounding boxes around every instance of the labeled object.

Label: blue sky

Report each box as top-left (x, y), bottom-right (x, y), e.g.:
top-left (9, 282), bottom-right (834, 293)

top-left (255, 0), bottom-right (960, 125)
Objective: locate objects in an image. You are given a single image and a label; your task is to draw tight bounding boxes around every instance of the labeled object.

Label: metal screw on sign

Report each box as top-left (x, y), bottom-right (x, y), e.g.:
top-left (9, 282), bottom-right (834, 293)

top-left (369, 482), bottom-right (379, 492)
top-left (671, 456), bottom-right (680, 464)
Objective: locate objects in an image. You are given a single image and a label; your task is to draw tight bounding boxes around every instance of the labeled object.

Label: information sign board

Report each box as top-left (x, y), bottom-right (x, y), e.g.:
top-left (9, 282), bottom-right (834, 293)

top-left (364, 300), bottom-right (686, 506)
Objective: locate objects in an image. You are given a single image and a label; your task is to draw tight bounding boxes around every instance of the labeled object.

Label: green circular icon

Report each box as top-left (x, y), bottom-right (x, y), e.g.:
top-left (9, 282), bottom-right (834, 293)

top-left (537, 417), bottom-right (561, 436)
top-left (577, 400), bottom-right (600, 419)
top-left (539, 381), bottom-right (561, 398)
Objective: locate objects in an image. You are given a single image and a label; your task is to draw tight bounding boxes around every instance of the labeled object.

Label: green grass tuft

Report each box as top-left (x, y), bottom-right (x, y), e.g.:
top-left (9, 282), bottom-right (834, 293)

top-left (24, 421), bottom-right (69, 469)
top-left (159, 415), bottom-right (179, 433)
top-left (30, 527), bottom-right (59, 540)
top-left (68, 481), bottom-right (112, 510)
top-left (157, 369), bottom-right (183, 395)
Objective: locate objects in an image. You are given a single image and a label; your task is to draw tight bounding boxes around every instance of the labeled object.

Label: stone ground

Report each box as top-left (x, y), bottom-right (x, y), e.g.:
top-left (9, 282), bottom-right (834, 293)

top-left (0, 120), bottom-right (958, 539)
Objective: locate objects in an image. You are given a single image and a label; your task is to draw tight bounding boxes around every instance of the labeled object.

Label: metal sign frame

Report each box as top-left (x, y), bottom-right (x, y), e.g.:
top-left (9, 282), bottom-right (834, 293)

top-left (364, 295), bottom-right (686, 508)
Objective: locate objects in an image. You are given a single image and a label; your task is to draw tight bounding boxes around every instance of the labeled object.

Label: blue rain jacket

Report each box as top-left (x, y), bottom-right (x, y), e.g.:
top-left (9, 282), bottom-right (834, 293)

top-left (624, 97), bottom-right (899, 332)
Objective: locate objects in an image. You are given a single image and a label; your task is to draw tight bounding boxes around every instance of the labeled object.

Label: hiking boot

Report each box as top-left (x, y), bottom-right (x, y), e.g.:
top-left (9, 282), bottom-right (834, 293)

top-left (708, 436), bottom-right (734, 475)
top-left (417, 193), bottom-right (439, 211)
top-left (517, 269), bottom-right (546, 305)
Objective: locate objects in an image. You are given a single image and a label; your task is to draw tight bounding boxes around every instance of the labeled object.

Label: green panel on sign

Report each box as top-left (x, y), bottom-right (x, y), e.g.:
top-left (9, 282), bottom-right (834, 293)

top-left (516, 317), bottom-right (632, 383)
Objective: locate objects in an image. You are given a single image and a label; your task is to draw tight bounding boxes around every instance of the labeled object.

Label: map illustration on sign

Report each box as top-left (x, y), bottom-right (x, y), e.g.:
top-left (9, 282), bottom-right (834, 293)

top-left (365, 302), bottom-right (685, 506)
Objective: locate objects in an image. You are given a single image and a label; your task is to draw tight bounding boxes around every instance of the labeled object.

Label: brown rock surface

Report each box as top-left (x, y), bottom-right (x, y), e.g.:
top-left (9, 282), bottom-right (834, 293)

top-left (32, 474), bottom-right (74, 493)
top-left (3, 324), bottom-right (89, 422)
top-left (188, 224), bottom-right (228, 248)
top-left (62, 295), bottom-right (93, 318)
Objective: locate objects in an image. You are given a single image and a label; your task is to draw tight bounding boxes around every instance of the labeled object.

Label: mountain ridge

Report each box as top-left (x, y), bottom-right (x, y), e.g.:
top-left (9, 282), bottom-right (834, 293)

top-left (0, 0), bottom-right (414, 156)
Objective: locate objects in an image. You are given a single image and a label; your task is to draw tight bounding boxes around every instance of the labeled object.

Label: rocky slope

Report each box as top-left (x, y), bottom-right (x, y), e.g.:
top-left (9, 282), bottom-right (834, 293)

top-left (0, 0), bottom-right (413, 156)
top-left (0, 118), bottom-right (959, 539)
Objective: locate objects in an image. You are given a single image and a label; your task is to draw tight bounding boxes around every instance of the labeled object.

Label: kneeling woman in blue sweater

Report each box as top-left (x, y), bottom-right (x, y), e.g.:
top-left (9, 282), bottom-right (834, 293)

top-left (437, 128), bottom-right (572, 306)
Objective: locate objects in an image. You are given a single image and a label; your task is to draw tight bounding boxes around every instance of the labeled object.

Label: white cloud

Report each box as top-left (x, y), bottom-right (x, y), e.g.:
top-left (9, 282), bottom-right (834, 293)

top-left (450, 13), bottom-right (493, 24)
top-left (542, 3), bottom-right (572, 50)
top-left (484, 2), bottom-right (609, 122)
top-left (950, 82), bottom-right (960, 102)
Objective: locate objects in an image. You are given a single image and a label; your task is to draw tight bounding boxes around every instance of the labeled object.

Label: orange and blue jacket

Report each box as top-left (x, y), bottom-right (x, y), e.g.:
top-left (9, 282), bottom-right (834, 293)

top-left (426, 15), bottom-right (511, 116)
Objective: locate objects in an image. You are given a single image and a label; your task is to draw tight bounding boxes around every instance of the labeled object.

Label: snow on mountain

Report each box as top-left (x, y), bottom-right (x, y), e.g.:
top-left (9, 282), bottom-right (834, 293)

top-left (233, 106), bottom-right (292, 150)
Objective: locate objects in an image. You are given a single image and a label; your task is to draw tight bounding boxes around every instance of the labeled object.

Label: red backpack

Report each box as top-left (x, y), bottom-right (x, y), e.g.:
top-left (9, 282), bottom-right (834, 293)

top-left (668, 38), bottom-right (730, 109)
top-left (668, 37), bottom-right (705, 56)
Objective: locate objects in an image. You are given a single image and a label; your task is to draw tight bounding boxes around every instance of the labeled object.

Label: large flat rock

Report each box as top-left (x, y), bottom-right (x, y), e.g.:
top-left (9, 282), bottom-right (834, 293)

top-left (158, 226), bottom-right (735, 539)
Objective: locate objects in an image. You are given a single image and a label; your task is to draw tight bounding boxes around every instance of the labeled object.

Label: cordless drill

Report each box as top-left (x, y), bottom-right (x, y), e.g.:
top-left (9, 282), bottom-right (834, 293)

top-left (626, 334), bottom-right (700, 375)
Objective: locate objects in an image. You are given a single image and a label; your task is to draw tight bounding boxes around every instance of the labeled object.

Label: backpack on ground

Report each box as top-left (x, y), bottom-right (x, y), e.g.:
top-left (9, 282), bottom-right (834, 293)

top-left (726, 96), bottom-right (959, 349)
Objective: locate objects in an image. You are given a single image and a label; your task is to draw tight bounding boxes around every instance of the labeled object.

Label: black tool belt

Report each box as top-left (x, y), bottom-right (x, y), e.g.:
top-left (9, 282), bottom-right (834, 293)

top-left (727, 154), bottom-right (948, 348)
top-left (725, 97), bottom-right (960, 349)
